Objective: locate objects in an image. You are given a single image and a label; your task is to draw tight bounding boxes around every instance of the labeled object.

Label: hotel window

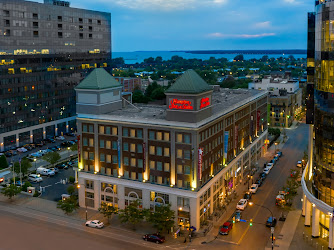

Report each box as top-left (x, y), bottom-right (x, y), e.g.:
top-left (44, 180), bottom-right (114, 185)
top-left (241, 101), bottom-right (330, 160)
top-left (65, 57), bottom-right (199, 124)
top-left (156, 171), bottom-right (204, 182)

top-left (4, 19), bottom-right (10, 27)
top-left (100, 153), bottom-right (105, 162)
top-left (177, 180), bottom-right (183, 188)
top-left (112, 141), bottom-right (117, 150)
top-left (157, 176), bottom-right (162, 184)
top-left (3, 10), bottom-right (10, 17)
top-left (130, 144), bottom-right (136, 152)
top-left (88, 19), bottom-right (92, 24)
top-left (157, 162), bottom-right (163, 171)
top-left (89, 152), bottom-right (94, 160)
top-left (83, 151), bottom-right (88, 160)
top-left (156, 147), bottom-right (162, 156)
top-left (123, 128), bottom-right (128, 137)
top-left (131, 172), bottom-right (136, 180)
top-left (138, 173), bottom-right (143, 181)
top-left (79, 18), bottom-right (83, 23)
top-left (123, 142), bottom-right (129, 151)
top-left (137, 144), bottom-right (143, 153)
top-left (176, 134), bottom-right (183, 143)
top-left (149, 131), bottom-right (155, 140)
top-left (112, 127), bottom-right (118, 135)
top-left (33, 13), bottom-right (38, 19)
top-left (85, 180), bottom-right (94, 189)
top-left (79, 33), bottom-right (84, 39)
top-left (137, 130), bottom-right (143, 138)
top-left (124, 171), bottom-right (129, 179)
top-left (149, 146), bottom-right (155, 155)
top-left (58, 23), bottom-right (62, 30)
top-left (105, 126), bottom-right (111, 134)
top-left (33, 22), bottom-right (39, 28)
top-left (58, 16), bottom-right (62, 22)
top-left (89, 26), bottom-right (93, 32)
top-left (89, 125), bottom-right (94, 133)
top-left (138, 159), bottom-right (143, 168)
top-left (164, 163), bottom-right (170, 172)
top-left (124, 157), bottom-right (129, 166)
top-left (150, 161), bottom-right (155, 169)
top-left (79, 25), bottom-right (83, 31)
top-left (4, 29), bottom-right (10, 36)
top-left (131, 158), bottom-right (136, 167)
top-left (184, 165), bottom-right (191, 175)
top-left (184, 150), bottom-right (191, 160)
top-left (99, 126), bottom-right (105, 134)
top-left (177, 165), bottom-right (183, 174)
top-left (97, 20), bottom-right (101, 25)
top-left (83, 138), bottom-right (88, 146)
top-left (89, 138), bottom-right (94, 147)
top-left (106, 141), bottom-right (111, 149)
top-left (83, 124), bottom-right (88, 132)
top-left (164, 132), bottom-right (170, 141)
top-left (177, 149), bottom-right (182, 159)
top-left (99, 140), bottom-right (104, 148)
top-left (33, 31), bottom-right (39, 37)
top-left (164, 148), bottom-right (170, 157)
top-left (106, 155), bottom-right (111, 163)
top-left (112, 155), bottom-right (118, 164)
top-left (130, 129), bottom-right (136, 137)
top-left (156, 132), bottom-right (162, 140)
top-left (58, 32), bottom-right (63, 38)
top-left (184, 134), bottom-right (191, 144)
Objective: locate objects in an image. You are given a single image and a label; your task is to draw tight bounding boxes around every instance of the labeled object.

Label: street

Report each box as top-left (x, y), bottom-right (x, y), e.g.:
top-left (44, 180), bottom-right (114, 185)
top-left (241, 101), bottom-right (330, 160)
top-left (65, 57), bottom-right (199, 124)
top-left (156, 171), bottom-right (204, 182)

top-left (199, 122), bottom-right (308, 249)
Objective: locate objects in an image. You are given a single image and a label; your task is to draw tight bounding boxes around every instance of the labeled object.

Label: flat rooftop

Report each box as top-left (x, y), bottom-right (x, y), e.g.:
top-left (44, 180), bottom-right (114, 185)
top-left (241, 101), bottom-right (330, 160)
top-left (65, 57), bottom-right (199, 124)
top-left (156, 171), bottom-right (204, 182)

top-left (78, 88), bottom-right (267, 128)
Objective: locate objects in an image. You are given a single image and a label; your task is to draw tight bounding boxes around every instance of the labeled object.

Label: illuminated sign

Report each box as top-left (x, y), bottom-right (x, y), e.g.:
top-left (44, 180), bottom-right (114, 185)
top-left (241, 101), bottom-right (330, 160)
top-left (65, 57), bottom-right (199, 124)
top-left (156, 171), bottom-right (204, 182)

top-left (169, 99), bottom-right (193, 110)
top-left (198, 148), bottom-right (204, 181)
top-left (200, 97), bottom-right (210, 109)
top-left (77, 135), bottom-right (81, 163)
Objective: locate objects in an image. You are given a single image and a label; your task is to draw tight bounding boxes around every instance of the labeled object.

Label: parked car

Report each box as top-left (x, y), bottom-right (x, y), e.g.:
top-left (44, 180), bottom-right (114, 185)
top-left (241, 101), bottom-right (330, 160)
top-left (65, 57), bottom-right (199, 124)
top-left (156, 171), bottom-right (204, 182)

top-left (232, 210), bottom-right (242, 222)
top-left (28, 174), bottom-right (43, 183)
top-left (10, 150), bottom-right (18, 156)
top-left (270, 159), bottom-right (276, 165)
top-left (56, 163), bottom-right (69, 169)
top-left (277, 151), bottom-right (283, 157)
top-left (45, 138), bottom-right (55, 143)
top-left (266, 163), bottom-right (274, 170)
top-left (30, 152), bottom-right (42, 158)
top-left (236, 199), bottom-right (248, 211)
top-left (260, 173), bottom-right (267, 180)
top-left (36, 167), bottom-right (55, 177)
top-left (276, 191), bottom-right (286, 206)
top-left (142, 234), bottom-right (165, 244)
top-left (65, 132), bottom-right (75, 137)
top-left (219, 221), bottom-right (233, 235)
top-left (56, 136), bottom-right (65, 141)
top-left (274, 155), bottom-right (279, 162)
top-left (36, 142), bottom-right (44, 147)
top-left (249, 184), bottom-right (259, 194)
top-left (243, 192), bottom-right (252, 200)
top-left (5, 152), bottom-right (12, 157)
top-left (85, 220), bottom-right (104, 229)
top-left (23, 144), bottom-right (32, 151)
top-left (263, 168), bottom-right (270, 175)
top-left (255, 178), bottom-right (263, 187)
top-left (49, 167), bottom-right (59, 173)
top-left (296, 161), bottom-right (302, 168)
top-left (266, 217), bottom-right (277, 227)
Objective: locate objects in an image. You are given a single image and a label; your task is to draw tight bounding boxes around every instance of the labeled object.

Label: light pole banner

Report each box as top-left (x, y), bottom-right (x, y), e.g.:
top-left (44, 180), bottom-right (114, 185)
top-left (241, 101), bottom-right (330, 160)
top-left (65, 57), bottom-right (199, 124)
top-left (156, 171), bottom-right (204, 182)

top-left (143, 142), bottom-right (146, 172)
top-left (198, 148), bottom-right (203, 181)
top-left (117, 139), bottom-right (121, 169)
top-left (224, 131), bottom-right (229, 160)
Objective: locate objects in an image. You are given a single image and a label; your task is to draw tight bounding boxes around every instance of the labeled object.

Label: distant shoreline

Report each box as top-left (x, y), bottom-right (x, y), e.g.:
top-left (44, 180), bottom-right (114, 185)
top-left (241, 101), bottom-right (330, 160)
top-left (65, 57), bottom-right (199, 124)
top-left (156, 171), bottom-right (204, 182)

top-left (170, 49), bottom-right (307, 55)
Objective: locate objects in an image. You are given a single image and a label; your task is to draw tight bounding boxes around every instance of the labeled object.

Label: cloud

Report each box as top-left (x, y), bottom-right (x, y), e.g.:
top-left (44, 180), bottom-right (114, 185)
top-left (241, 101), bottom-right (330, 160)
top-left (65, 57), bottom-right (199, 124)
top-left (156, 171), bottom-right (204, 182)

top-left (254, 21), bottom-right (271, 29)
top-left (97, 0), bottom-right (227, 10)
top-left (207, 32), bottom-right (276, 38)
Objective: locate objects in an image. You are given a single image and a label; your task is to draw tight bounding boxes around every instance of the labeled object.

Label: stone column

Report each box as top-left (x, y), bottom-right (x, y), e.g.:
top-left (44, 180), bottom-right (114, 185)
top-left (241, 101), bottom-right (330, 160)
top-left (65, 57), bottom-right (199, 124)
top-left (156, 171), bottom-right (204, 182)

top-left (304, 199), bottom-right (311, 227)
top-left (189, 197), bottom-right (199, 231)
top-left (78, 176), bottom-right (85, 208)
top-left (329, 216), bottom-right (334, 249)
top-left (302, 194), bottom-right (306, 217)
top-left (142, 188), bottom-right (151, 209)
top-left (93, 179), bottom-right (100, 210)
top-left (117, 184), bottom-right (125, 209)
top-left (312, 205), bottom-right (320, 238)
top-left (74, 169), bottom-right (78, 183)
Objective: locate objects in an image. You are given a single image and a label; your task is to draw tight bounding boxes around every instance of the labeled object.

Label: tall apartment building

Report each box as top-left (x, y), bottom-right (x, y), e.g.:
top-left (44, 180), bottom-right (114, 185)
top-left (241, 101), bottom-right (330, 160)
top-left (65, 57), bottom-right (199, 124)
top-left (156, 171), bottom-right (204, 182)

top-left (249, 74), bottom-right (303, 128)
top-left (0, 0), bottom-right (111, 152)
top-left (75, 68), bottom-right (268, 230)
top-left (302, 1), bottom-right (334, 247)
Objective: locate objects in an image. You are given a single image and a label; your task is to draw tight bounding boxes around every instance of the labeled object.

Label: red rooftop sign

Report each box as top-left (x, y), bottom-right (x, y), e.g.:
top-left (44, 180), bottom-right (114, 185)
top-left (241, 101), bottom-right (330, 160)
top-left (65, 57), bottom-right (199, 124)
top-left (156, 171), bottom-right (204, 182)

top-left (169, 99), bottom-right (194, 110)
top-left (200, 97), bottom-right (210, 109)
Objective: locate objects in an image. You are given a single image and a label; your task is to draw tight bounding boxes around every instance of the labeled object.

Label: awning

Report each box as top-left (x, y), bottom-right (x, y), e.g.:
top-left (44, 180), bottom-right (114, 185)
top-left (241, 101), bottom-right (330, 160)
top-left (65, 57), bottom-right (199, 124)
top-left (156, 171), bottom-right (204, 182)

top-left (0, 171), bottom-right (11, 178)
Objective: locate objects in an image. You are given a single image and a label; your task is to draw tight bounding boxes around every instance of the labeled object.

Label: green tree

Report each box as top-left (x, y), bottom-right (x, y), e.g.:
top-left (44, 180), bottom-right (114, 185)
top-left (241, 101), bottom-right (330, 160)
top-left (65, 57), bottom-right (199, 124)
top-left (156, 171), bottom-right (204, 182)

top-left (234, 54), bottom-right (244, 61)
top-left (67, 185), bottom-right (76, 196)
top-left (22, 181), bottom-right (32, 192)
top-left (57, 196), bottom-right (79, 214)
top-left (13, 158), bottom-right (31, 177)
top-left (42, 151), bottom-right (61, 167)
top-left (98, 202), bottom-right (118, 223)
top-left (151, 88), bottom-right (165, 100)
top-left (70, 143), bottom-right (78, 152)
top-left (1, 184), bottom-right (21, 199)
top-left (118, 200), bottom-right (148, 229)
top-left (0, 154), bottom-right (8, 169)
top-left (132, 90), bottom-right (150, 104)
top-left (147, 204), bottom-right (175, 233)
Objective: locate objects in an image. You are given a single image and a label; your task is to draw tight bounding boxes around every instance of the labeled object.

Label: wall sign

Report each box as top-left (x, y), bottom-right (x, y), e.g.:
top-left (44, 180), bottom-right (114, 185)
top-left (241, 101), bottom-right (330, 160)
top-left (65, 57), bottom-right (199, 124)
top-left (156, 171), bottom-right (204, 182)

top-left (169, 99), bottom-right (194, 110)
top-left (77, 135), bottom-right (81, 163)
top-left (200, 97), bottom-right (210, 109)
top-left (198, 148), bottom-right (204, 181)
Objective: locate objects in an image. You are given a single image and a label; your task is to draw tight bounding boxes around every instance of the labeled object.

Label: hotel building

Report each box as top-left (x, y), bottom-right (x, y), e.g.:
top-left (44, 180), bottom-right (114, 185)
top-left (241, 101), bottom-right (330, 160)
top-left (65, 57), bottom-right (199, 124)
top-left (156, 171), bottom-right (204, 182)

top-left (75, 68), bottom-right (268, 230)
top-left (302, 1), bottom-right (334, 248)
top-left (0, 0), bottom-right (111, 151)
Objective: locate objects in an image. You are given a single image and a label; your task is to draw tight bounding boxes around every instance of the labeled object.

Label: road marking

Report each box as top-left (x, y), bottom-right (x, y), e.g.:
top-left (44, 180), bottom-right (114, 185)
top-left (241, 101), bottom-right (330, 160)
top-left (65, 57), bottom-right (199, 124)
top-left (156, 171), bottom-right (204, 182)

top-left (215, 238), bottom-right (239, 245)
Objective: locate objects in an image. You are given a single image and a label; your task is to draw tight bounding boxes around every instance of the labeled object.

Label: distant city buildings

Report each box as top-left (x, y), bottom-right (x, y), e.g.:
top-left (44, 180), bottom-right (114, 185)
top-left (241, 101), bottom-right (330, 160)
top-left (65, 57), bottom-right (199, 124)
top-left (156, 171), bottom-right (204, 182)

top-left (75, 68), bottom-right (268, 231)
top-left (249, 73), bottom-right (302, 128)
top-left (0, 0), bottom-right (111, 152)
top-left (114, 77), bottom-right (142, 92)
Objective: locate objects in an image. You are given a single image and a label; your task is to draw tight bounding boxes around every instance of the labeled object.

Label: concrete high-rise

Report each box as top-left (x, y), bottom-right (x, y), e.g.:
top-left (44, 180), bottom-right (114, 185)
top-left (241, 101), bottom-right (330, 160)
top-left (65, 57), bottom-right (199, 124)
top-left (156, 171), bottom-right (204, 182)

top-left (0, 0), bottom-right (111, 151)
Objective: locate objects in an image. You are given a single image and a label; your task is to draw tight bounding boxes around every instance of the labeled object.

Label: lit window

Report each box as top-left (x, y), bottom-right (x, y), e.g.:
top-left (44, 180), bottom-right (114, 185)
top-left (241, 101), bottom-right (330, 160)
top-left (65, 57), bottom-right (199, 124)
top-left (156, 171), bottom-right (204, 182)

top-left (106, 155), bottom-right (111, 163)
top-left (164, 148), bottom-right (170, 157)
top-left (150, 161), bottom-right (155, 169)
top-left (177, 134), bottom-right (183, 143)
top-left (112, 127), bottom-right (117, 135)
top-left (89, 138), bottom-right (94, 147)
top-left (177, 165), bottom-right (183, 174)
top-left (149, 146), bottom-right (155, 155)
top-left (106, 141), bottom-right (111, 149)
top-left (164, 132), bottom-right (170, 141)
top-left (177, 149), bottom-right (182, 159)
top-left (99, 126), bottom-right (105, 134)
top-left (131, 158), bottom-right (136, 167)
top-left (164, 163), bottom-right (170, 172)
top-left (130, 144), bottom-right (136, 152)
top-left (156, 132), bottom-right (162, 140)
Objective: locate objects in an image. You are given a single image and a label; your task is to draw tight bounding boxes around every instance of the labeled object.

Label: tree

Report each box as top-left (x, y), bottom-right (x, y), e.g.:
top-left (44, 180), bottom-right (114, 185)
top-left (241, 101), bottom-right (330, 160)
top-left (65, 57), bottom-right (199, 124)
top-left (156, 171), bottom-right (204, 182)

top-left (151, 88), bottom-right (165, 100)
top-left (67, 185), bottom-right (76, 196)
top-left (42, 152), bottom-right (61, 167)
top-left (1, 184), bottom-right (21, 199)
top-left (147, 204), bottom-right (175, 233)
top-left (57, 196), bottom-right (79, 214)
top-left (13, 158), bottom-right (31, 177)
top-left (0, 154), bottom-right (8, 169)
top-left (234, 54), bottom-right (244, 61)
top-left (118, 200), bottom-right (148, 229)
top-left (132, 90), bottom-right (150, 104)
top-left (98, 202), bottom-right (118, 223)
top-left (70, 143), bottom-right (78, 152)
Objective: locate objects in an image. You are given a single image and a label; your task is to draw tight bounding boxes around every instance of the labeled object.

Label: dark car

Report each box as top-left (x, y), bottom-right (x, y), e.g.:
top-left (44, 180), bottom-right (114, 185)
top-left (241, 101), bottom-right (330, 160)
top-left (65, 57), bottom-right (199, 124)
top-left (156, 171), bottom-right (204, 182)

top-left (142, 234), bottom-right (165, 244)
top-left (219, 221), bottom-right (233, 235)
top-left (260, 172), bottom-right (267, 180)
top-left (61, 141), bottom-right (72, 148)
top-left (255, 178), bottom-right (263, 187)
top-left (65, 132), bottom-right (75, 137)
top-left (36, 142), bottom-right (44, 147)
top-left (5, 152), bottom-right (12, 157)
top-left (266, 217), bottom-right (277, 227)
top-left (45, 138), bottom-right (56, 143)
top-left (243, 191), bottom-right (252, 200)
top-left (56, 163), bottom-right (69, 169)
top-left (277, 151), bottom-right (282, 157)
top-left (232, 210), bottom-right (242, 222)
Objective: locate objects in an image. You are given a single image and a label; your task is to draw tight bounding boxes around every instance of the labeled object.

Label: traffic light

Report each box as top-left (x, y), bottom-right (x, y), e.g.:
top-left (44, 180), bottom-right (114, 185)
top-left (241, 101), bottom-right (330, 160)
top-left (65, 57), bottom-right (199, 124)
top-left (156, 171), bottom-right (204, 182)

top-left (249, 219), bottom-right (253, 226)
top-left (232, 216), bottom-right (235, 223)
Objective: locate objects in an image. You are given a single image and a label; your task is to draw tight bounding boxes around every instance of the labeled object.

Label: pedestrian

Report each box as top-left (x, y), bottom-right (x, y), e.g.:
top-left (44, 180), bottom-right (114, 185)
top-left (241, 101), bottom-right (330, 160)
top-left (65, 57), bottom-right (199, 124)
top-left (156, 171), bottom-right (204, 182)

top-left (189, 234), bottom-right (192, 242)
top-left (184, 237), bottom-right (187, 243)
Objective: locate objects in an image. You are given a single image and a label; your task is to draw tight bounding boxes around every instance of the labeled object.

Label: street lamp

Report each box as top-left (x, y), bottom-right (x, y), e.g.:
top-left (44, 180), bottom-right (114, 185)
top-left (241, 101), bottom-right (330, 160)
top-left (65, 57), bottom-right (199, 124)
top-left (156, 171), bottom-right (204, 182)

top-left (77, 184), bottom-right (88, 220)
top-left (274, 142), bottom-right (278, 152)
top-left (247, 174), bottom-right (250, 189)
top-left (67, 147), bottom-right (70, 159)
top-left (34, 158), bottom-right (37, 170)
top-left (249, 202), bottom-right (274, 250)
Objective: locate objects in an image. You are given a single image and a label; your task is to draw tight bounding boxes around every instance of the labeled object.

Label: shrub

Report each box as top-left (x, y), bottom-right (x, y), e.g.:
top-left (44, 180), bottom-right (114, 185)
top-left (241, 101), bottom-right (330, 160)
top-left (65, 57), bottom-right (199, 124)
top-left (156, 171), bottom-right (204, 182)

top-left (69, 176), bottom-right (75, 184)
top-left (33, 191), bottom-right (39, 197)
top-left (22, 181), bottom-right (32, 192)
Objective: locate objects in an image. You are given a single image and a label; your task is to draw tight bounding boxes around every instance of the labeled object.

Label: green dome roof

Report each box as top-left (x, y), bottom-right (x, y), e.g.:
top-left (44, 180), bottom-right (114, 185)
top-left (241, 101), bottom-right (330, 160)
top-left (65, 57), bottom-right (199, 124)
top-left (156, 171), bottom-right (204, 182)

top-left (76, 68), bottom-right (121, 90)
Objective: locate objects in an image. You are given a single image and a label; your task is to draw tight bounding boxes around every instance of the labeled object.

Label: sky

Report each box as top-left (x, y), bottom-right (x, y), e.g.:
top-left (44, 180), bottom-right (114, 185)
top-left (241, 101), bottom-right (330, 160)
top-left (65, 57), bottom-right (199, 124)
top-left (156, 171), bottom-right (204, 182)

top-left (36, 0), bottom-right (314, 52)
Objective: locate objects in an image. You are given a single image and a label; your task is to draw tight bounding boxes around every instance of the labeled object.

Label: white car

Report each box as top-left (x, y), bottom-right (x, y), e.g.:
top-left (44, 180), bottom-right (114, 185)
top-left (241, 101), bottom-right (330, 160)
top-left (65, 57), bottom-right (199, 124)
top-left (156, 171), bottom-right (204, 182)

top-left (263, 168), bottom-right (270, 175)
top-left (296, 161), bottom-right (302, 168)
top-left (17, 147), bottom-right (28, 153)
top-left (236, 199), bottom-right (248, 210)
top-left (28, 174), bottom-right (43, 183)
top-left (249, 184), bottom-right (259, 194)
top-left (266, 163), bottom-right (274, 170)
top-left (85, 220), bottom-right (104, 229)
top-left (56, 136), bottom-right (65, 140)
